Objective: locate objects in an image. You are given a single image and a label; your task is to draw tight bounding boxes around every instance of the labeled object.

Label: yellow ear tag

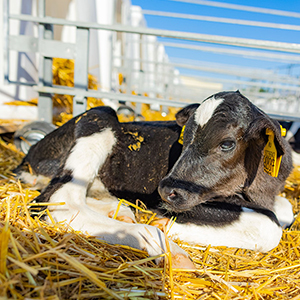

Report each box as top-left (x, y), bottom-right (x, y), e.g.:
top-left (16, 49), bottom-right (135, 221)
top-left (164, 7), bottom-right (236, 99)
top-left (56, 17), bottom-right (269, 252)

top-left (178, 125), bottom-right (185, 145)
top-left (280, 125), bottom-right (286, 137)
top-left (263, 128), bottom-right (283, 177)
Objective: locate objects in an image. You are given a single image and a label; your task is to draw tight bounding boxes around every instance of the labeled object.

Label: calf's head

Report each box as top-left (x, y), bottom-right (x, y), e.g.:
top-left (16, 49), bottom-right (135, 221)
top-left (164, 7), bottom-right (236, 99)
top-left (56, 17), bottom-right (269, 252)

top-left (158, 91), bottom-right (293, 212)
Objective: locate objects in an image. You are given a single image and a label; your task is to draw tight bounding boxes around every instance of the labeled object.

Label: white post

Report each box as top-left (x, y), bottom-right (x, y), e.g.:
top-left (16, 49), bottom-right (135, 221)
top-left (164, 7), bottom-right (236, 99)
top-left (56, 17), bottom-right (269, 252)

top-left (95, 0), bottom-right (119, 110)
top-left (0, 0), bottom-right (38, 120)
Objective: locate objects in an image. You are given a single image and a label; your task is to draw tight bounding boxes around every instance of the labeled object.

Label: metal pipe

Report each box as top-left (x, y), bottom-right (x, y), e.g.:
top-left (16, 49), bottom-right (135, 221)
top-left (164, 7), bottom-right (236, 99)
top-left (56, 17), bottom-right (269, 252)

top-left (171, 0), bottom-right (300, 19)
top-left (179, 74), bottom-right (300, 92)
top-left (33, 85), bottom-right (193, 107)
top-left (115, 56), bottom-right (300, 84)
top-left (161, 42), bottom-right (300, 64)
top-left (32, 85), bottom-right (300, 122)
top-left (10, 14), bottom-right (300, 53)
top-left (143, 10), bottom-right (300, 31)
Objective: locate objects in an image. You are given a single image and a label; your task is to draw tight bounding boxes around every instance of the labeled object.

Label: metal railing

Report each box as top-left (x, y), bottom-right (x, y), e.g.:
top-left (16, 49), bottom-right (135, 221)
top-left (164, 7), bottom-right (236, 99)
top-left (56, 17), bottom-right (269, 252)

top-left (3, 0), bottom-right (300, 122)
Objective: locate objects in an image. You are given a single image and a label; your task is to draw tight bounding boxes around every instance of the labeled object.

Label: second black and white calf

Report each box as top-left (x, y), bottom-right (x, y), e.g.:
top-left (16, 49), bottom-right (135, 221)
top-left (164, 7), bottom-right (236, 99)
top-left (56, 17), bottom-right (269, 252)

top-left (280, 121), bottom-right (300, 166)
top-left (14, 91), bottom-right (294, 263)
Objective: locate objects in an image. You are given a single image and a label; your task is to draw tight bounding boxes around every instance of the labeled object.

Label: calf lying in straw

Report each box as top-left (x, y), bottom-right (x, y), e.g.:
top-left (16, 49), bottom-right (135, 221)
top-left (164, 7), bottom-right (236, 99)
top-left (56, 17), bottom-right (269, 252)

top-left (14, 91), bottom-right (294, 268)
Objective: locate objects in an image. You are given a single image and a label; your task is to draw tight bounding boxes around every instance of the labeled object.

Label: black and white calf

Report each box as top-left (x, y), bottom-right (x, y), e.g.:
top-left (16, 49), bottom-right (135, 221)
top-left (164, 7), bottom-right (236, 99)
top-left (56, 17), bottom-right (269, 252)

top-left (14, 91), bottom-right (294, 266)
top-left (280, 121), bottom-right (300, 166)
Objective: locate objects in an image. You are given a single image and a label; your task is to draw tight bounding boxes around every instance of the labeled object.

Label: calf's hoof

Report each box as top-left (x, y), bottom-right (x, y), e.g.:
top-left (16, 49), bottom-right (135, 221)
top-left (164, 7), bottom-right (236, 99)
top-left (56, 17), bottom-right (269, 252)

top-left (108, 210), bottom-right (135, 223)
top-left (150, 217), bottom-right (170, 231)
top-left (171, 252), bottom-right (195, 269)
top-left (168, 241), bottom-right (195, 269)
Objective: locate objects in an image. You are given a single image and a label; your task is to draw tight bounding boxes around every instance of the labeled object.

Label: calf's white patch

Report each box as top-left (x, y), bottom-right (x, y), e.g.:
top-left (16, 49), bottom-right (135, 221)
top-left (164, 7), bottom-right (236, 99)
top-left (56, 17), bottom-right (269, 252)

top-left (65, 128), bottom-right (117, 184)
top-left (273, 195), bottom-right (294, 228)
top-left (49, 128), bottom-right (117, 209)
top-left (194, 96), bottom-right (224, 127)
top-left (167, 207), bottom-right (282, 252)
top-left (18, 171), bottom-right (50, 189)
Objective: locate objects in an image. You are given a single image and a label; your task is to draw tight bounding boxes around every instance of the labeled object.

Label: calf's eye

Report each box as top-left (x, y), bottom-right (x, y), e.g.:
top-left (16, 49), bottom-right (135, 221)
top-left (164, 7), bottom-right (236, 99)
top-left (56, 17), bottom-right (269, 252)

top-left (220, 140), bottom-right (236, 152)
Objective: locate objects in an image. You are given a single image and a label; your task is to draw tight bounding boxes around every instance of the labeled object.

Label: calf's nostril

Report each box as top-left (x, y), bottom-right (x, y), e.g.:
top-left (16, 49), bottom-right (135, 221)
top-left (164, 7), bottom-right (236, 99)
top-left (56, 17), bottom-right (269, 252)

top-left (158, 184), bottom-right (179, 203)
top-left (168, 190), bottom-right (177, 200)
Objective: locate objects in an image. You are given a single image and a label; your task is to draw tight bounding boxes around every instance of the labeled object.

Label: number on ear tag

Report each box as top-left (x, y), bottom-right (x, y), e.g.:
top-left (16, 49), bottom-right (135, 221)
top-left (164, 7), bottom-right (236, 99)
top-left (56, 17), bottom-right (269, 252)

top-left (263, 127), bottom-right (283, 177)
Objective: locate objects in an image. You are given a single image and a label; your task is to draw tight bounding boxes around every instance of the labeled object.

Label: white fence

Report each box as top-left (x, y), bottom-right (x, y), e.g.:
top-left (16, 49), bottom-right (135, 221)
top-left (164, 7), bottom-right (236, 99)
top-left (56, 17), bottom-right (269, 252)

top-left (2, 0), bottom-right (300, 122)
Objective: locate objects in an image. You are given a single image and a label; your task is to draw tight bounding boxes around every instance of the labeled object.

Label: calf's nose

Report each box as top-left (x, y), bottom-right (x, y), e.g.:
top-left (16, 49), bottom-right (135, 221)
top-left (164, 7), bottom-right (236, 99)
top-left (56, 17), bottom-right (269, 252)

top-left (158, 185), bottom-right (179, 203)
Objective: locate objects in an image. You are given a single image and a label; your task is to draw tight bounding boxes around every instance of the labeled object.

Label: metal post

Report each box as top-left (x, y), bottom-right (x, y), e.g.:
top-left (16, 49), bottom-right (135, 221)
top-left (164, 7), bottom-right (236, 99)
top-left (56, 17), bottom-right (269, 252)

top-left (3, 0), bottom-right (9, 84)
top-left (73, 27), bottom-right (89, 117)
top-left (38, 0), bottom-right (53, 122)
top-left (162, 66), bottom-right (172, 116)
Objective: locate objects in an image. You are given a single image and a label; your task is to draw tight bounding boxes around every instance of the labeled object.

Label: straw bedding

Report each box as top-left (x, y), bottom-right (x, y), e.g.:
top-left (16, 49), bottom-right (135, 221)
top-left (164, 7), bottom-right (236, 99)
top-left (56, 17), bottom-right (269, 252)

top-left (1, 135), bottom-right (300, 300)
top-left (1, 58), bottom-right (300, 299)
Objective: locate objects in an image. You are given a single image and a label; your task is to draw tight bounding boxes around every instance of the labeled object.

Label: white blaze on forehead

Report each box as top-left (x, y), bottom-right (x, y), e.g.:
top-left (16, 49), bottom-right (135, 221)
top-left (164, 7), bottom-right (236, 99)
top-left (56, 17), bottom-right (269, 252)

top-left (194, 97), bottom-right (224, 127)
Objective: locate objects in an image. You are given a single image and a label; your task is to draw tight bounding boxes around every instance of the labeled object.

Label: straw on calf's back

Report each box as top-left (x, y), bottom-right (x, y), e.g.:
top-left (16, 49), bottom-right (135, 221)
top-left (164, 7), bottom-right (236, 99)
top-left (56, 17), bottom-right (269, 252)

top-left (14, 91), bottom-right (294, 262)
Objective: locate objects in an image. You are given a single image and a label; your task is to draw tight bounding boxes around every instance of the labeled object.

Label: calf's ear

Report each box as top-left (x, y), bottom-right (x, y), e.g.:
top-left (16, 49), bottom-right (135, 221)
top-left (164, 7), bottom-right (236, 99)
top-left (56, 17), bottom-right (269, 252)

top-left (242, 114), bottom-right (287, 189)
top-left (243, 115), bottom-right (285, 157)
top-left (175, 104), bottom-right (200, 127)
top-left (242, 114), bottom-right (292, 209)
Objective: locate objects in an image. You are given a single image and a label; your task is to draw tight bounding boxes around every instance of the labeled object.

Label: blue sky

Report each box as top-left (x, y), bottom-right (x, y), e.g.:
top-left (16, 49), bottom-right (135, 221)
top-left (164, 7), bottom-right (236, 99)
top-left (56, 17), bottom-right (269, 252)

top-left (130, 0), bottom-right (300, 81)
